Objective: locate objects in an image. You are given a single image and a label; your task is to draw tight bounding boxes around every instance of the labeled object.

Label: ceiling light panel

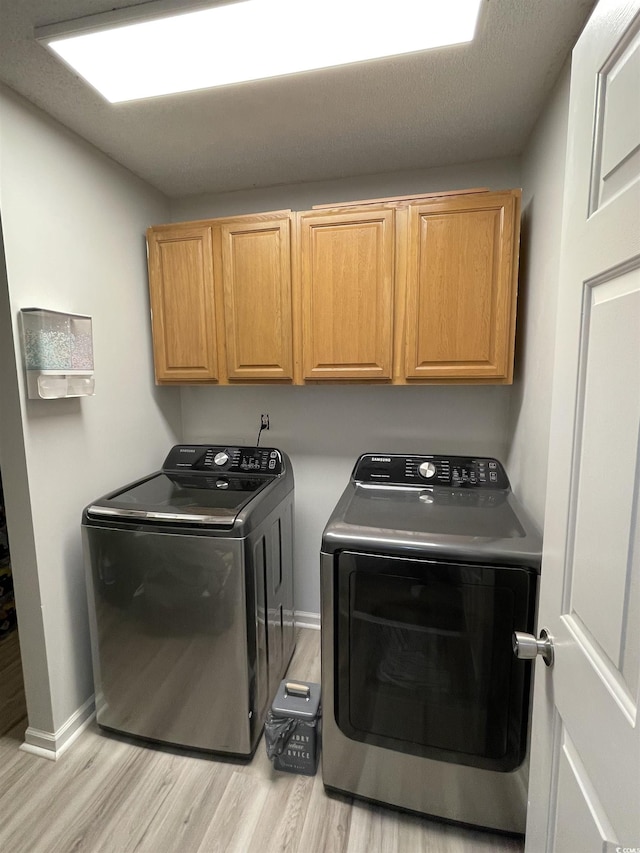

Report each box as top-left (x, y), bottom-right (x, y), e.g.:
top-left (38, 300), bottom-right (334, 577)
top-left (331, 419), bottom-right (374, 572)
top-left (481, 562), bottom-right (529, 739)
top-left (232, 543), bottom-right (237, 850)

top-left (41, 0), bottom-right (482, 103)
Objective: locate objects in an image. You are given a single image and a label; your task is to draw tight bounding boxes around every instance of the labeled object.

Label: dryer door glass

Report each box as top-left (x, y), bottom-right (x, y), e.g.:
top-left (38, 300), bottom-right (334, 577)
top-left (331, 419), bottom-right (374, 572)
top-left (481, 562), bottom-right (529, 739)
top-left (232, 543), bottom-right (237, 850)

top-left (335, 551), bottom-right (537, 771)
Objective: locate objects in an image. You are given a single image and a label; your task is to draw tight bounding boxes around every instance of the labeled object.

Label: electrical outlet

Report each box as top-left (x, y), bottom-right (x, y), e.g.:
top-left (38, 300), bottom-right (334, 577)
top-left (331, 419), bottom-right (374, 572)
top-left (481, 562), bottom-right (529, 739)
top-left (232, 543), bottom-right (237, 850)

top-left (261, 413), bottom-right (270, 430)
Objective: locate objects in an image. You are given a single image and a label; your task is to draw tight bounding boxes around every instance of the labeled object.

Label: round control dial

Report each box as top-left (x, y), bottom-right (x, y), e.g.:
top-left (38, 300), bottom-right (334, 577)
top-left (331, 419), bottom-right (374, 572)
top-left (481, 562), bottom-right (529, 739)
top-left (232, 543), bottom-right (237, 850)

top-left (418, 461), bottom-right (437, 479)
top-left (213, 451), bottom-right (229, 467)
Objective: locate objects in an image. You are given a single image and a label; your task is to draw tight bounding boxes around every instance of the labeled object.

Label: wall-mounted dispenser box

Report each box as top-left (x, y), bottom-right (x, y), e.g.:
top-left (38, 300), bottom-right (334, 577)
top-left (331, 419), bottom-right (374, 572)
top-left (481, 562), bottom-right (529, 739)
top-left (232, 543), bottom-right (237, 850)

top-left (19, 308), bottom-right (95, 399)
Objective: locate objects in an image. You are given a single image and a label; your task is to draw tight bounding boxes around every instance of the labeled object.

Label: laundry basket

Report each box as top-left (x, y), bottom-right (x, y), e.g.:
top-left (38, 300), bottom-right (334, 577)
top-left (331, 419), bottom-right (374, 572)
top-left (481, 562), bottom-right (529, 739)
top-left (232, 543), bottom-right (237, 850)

top-left (264, 680), bottom-right (321, 775)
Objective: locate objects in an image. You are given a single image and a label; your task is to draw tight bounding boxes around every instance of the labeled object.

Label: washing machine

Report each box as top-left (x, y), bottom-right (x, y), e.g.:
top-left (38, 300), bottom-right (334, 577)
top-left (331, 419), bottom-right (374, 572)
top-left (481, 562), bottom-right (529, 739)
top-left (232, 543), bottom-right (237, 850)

top-left (320, 453), bottom-right (542, 834)
top-left (82, 444), bottom-right (295, 757)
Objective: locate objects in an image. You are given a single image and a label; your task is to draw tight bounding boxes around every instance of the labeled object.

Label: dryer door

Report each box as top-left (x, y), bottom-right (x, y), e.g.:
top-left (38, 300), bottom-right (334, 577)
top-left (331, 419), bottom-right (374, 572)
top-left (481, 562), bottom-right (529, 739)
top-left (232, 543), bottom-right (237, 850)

top-left (334, 551), bottom-right (537, 771)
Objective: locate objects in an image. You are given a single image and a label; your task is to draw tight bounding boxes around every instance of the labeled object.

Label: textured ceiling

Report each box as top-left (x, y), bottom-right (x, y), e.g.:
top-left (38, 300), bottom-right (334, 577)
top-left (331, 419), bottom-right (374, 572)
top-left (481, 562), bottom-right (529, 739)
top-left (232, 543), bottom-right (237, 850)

top-left (0, 0), bottom-right (597, 198)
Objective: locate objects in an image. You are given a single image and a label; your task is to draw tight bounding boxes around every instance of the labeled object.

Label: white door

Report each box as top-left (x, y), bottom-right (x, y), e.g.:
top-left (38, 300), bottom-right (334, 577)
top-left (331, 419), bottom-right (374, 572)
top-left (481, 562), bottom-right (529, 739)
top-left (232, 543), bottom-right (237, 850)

top-left (525, 1), bottom-right (640, 851)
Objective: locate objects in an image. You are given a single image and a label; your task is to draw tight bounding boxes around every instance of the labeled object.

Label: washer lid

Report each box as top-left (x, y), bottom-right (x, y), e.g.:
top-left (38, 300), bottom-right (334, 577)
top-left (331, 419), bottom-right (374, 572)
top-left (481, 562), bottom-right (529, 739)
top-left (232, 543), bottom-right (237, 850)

top-left (86, 471), bottom-right (274, 528)
top-left (323, 482), bottom-right (541, 568)
top-left (345, 482), bottom-right (524, 538)
top-left (323, 453), bottom-right (542, 569)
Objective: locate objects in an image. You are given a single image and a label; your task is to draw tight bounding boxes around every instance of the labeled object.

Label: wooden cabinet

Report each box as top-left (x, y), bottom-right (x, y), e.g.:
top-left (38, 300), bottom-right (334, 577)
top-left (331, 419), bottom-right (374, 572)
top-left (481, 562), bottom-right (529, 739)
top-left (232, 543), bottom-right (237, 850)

top-left (147, 211), bottom-right (293, 384)
top-left (147, 224), bottom-right (218, 382)
top-left (402, 190), bottom-right (520, 383)
top-left (296, 207), bottom-right (395, 381)
top-left (215, 213), bottom-right (293, 381)
top-left (298, 188), bottom-right (520, 384)
top-left (146, 189), bottom-right (521, 386)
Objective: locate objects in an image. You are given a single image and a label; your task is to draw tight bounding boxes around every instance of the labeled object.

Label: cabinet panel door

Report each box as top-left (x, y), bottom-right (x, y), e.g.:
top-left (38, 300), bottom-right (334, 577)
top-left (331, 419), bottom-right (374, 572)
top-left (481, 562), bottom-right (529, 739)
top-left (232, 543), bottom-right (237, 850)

top-left (218, 215), bottom-right (293, 381)
top-left (298, 208), bottom-right (394, 380)
top-left (404, 191), bottom-right (520, 382)
top-left (147, 226), bottom-right (218, 382)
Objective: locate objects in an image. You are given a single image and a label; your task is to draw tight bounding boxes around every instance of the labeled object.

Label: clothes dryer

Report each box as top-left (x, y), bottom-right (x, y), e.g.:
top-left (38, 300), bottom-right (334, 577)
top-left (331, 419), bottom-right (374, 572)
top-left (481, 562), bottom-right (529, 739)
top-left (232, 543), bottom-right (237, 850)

top-left (321, 453), bottom-right (541, 833)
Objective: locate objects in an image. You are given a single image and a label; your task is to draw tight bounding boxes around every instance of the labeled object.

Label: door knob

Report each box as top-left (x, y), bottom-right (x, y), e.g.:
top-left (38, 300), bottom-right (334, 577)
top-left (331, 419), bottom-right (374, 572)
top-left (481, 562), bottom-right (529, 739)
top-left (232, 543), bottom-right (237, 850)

top-left (512, 628), bottom-right (554, 666)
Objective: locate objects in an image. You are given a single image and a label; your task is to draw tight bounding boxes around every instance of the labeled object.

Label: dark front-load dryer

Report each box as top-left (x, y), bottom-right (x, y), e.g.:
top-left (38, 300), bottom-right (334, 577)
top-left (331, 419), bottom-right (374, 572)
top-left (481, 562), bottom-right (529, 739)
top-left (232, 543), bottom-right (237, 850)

top-left (321, 453), bottom-right (542, 834)
top-left (82, 444), bottom-right (295, 757)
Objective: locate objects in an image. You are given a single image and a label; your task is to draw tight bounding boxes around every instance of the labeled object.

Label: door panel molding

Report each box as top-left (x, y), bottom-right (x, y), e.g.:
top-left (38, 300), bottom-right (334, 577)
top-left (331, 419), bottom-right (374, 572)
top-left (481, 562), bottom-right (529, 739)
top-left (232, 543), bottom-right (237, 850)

top-left (552, 728), bottom-right (617, 851)
top-left (563, 262), bottom-right (640, 696)
top-left (589, 12), bottom-right (640, 214)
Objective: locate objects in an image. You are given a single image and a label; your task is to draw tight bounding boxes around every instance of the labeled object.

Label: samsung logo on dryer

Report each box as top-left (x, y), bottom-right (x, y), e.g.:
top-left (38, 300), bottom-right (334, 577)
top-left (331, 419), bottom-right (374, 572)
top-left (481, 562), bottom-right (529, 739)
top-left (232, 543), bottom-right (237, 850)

top-left (370, 456), bottom-right (392, 463)
top-left (179, 448), bottom-right (197, 453)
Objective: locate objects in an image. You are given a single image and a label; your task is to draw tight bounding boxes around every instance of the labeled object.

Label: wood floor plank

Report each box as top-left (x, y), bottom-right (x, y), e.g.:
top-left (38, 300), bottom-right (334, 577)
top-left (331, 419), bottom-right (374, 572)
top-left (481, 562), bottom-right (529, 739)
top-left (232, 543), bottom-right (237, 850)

top-left (296, 770), bottom-right (352, 853)
top-left (133, 755), bottom-right (234, 852)
top-left (195, 770), bottom-right (269, 853)
top-left (249, 771), bottom-right (314, 853)
top-left (1, 731), bottom-right (146, 853)
top-left (81, 749), bottom-right (188, 853)
top-left (345, 799), bottom-right (400, 853)
top-left (0, 630), bottom-right (27, 736)
top-left (0, 718), bottom-right (27, 767)
top-left (0, 628), bottom-right (525, 853)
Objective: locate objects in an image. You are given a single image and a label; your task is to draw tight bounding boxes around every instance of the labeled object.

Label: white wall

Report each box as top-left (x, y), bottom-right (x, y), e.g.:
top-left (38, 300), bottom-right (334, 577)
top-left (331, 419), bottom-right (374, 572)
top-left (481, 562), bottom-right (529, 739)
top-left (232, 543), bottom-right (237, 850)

top-left (506, 66), bottom-right (571, 530)
top-left (0, 76), bottom-right (567, 736)
top-left (174, 158), bottom-right (522, 616)
top-left (0, 212), bottom-right (53, 731)
top-left (171, 157), bottom-right (520, 220)
top-left (181, 385), bottom-right (512, 615)
top-left (0, 85), bottom-right (181, 741)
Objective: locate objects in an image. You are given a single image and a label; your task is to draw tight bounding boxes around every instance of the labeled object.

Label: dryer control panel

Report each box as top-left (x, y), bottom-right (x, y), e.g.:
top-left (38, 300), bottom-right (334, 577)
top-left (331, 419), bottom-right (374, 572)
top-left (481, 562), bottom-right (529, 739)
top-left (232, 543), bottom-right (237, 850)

top-left (353, 454), bottom-right (510, 489)
top-left (163, 445), bottom-right (284, 475)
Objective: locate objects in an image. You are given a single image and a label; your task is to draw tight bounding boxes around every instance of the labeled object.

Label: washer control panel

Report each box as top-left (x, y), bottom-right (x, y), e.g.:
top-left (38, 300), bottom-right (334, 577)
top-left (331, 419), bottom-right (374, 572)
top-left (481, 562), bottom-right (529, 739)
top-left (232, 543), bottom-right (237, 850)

top-left (418, 461), bottom-right (437, 479)
top-left (353, 454), bottom-right (509, 489)
top-left (163, 445), bottom-right (283, 475)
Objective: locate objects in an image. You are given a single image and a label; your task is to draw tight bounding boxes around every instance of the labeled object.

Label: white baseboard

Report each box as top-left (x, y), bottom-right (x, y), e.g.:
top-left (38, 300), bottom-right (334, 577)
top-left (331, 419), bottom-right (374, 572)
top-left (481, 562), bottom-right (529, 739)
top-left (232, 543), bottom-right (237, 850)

top-left (20, 695), bottom-right (96, 761)
top-left (294, 610), bottom-right (320, 630)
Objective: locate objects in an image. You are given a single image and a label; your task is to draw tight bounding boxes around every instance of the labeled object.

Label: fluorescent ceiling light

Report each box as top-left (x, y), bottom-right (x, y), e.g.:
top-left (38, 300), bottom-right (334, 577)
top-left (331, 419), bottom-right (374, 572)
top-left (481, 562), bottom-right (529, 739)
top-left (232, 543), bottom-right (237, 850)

top-left (39, 0), bottom-right (482, 104)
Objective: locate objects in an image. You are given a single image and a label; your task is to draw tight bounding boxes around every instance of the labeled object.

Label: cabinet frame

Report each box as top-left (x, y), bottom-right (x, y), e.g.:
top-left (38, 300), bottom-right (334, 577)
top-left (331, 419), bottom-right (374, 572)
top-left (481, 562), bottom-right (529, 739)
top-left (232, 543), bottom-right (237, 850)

top-left (147, 211), bottom-right (294, 385)
top-left (146, 188), bottom-right (521, 387)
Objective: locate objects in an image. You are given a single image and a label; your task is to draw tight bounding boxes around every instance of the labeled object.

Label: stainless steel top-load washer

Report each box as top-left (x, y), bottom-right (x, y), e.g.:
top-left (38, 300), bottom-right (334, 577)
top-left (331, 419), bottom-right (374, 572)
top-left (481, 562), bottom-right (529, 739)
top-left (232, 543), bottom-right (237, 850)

top-left (321, 453), bottom-right (542, 834)
top-left (82, 444), bottom-right (295, 757)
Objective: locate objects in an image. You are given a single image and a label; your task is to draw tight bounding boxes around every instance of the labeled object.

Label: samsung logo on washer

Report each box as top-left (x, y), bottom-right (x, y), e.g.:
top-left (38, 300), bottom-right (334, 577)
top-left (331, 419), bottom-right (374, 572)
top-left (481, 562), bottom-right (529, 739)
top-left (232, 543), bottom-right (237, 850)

top-left (371, 457), bottom-right (392, 463)
top-left (179, 448), bottom-right (197, 453)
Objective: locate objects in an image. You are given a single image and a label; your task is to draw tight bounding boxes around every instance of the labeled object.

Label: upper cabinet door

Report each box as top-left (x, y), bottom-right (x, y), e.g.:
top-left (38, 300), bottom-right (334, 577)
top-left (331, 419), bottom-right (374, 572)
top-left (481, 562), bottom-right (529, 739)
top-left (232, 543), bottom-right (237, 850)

top-left (146, 225), bottom-right (218, 382)
top-left (298, 207), bottom-right (395, 381)
top-left (217, 213), bottom-right (293, 381)
top-left (404, 190), bottom-right (521, 382)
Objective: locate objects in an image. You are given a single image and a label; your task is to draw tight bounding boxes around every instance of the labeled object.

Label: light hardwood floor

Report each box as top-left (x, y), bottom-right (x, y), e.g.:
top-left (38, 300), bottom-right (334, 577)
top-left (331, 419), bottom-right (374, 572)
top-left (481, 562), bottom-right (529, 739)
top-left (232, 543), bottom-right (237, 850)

top-left (0, 629), bottom-right (27, 737)
top-left (0, 628), bottom-right (524, 853)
